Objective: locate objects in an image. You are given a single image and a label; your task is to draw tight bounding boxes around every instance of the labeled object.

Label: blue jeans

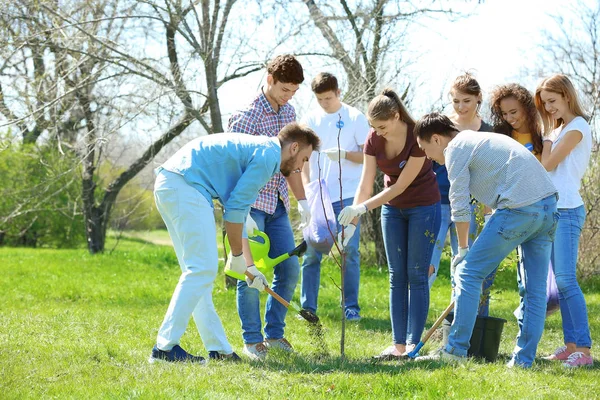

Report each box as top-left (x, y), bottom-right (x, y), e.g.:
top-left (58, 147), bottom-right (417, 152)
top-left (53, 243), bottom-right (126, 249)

top-left (446, 194), bottom-right (558, 367)
top-left (430, 203), bottom-right (497, 317)
top-left (552, 205), bottom-right (592, 348)
top-left (381, 202), bottom-right (441, 345)
top-left (236, 199), bottom-right (300, 344)
top-left (301, 197), bottom-right (360, 314)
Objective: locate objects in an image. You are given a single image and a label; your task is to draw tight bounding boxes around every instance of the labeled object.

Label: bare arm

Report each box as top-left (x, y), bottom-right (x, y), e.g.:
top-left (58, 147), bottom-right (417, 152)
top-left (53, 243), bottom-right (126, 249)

top-left (225, 221), bottom-right (244, 256)
top-left (344, 147), bottom-right (364, 164)
top-left (456, 221), bottom-right (470, 249)
top-left (287, 169), bottom-right (306, 200)
top-left (362, 156), bottom-right (425, 210)
top-left (541, 130), bottom-right (582, 172)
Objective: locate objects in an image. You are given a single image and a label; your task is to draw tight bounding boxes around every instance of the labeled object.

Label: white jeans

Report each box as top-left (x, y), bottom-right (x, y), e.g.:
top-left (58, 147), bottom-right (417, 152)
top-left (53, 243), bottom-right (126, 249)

top-left (154, 170), bottom-right (232, 353)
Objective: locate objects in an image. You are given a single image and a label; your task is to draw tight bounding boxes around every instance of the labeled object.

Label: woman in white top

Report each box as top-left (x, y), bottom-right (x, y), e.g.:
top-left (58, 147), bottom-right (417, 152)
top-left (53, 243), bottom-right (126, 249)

top-left (535, 74), bottom-right (593, 368)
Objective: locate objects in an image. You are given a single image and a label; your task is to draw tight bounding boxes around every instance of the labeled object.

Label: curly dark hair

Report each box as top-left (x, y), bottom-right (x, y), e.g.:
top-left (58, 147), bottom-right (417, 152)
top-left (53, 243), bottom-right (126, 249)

top-left (489, 83), bottom-right (543, 154)
top-left (267, 54), bottom-right (304, 84)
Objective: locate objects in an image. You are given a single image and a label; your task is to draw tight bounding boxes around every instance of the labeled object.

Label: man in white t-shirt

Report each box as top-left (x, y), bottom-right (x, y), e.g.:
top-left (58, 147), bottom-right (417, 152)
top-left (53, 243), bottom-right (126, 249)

top-left (300, 72), bottom-right (370, 321)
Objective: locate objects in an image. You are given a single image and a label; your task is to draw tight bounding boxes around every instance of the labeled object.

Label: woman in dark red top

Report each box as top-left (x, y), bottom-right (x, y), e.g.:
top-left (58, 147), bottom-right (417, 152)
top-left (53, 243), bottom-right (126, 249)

top-left (338, 88), bottom-right (441, 359)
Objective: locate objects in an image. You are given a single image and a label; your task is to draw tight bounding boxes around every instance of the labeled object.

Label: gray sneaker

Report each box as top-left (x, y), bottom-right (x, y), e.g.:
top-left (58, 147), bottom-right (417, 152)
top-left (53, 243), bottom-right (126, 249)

top-left (243, 342), bottom-right (268, 361)
top-left (264, 338), bottom-right (294, 352)
top-left (416, 348), bottom-right (466, 364)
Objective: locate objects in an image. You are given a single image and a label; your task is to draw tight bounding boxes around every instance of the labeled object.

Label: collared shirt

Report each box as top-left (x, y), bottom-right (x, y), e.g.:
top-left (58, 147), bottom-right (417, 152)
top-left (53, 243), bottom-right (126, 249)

top-left (159, 133), bottom-right (281, 224)
top-left (227, 91), bottom-right (296, 214)
top-left (445, 130), bottom-right (557, 223)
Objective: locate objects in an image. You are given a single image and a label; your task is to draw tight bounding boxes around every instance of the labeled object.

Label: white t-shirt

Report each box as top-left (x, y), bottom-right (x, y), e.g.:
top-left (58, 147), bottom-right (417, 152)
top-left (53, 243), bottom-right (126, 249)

top-left (548, 116), bottom-right (592, 209)
top-left (302, 103), bottom-right (370, 201)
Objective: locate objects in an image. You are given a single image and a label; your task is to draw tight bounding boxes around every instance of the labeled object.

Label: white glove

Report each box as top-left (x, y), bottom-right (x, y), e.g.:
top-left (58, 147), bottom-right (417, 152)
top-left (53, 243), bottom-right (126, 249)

top-left (337, 223), bottom-right (356, 249)
top-left (245, 265), bottom-right (268, 292)
top-left (322, 148), bottom-right (346, 162)
top-left (225, 253), bottom-right (246, 277)
top-left (297, 199), bottom-right (311, 228)
top-left (338, 203), bottom-right (367, 226)
top-left (245, 214), bottom-right (259, 236)
top-left (451, 247), bottom-right (469, 269)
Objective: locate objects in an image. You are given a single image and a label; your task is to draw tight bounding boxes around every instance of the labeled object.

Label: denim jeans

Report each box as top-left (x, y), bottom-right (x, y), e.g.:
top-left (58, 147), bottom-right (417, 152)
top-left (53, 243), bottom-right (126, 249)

top-left (381, 202), bottom-right (441, 345)
top-left (236, 199), bottom-right (300, 344)
top-left (446, 194), bottom-right (558, 367)
top-left (430, 204), bottom-right (497, 317)
top-left (552, 205), bottom-right (592, 348)
top-left (301, 197), bottom-right (360, 314)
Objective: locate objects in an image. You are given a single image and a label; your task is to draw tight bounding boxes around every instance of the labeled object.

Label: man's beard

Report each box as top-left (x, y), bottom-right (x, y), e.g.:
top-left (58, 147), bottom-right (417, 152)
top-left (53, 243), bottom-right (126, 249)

top-left (280, 155), bottom-right (298, 177)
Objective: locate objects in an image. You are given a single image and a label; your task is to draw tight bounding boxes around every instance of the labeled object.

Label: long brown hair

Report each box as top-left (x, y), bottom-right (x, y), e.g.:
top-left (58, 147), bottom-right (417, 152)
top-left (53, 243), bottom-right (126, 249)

top-left (489, 83), bottom-right (543, 154)
top-left (535, 74), bottom-right (588, 135)
top-left (367, 88), bottom-right (415, 124)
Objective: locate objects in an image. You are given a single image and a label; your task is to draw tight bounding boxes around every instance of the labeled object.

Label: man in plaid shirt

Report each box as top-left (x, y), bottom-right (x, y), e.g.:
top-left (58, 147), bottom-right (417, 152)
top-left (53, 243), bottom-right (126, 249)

top-left (228, 54), bottom-right (311, 360)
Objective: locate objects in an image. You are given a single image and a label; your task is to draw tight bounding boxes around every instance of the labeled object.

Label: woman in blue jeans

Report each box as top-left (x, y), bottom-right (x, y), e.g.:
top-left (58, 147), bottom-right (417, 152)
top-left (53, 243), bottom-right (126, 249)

top-left (535, 74), bottom-right (594, 367)
top-left (338, 88), bottom-right (441, 359)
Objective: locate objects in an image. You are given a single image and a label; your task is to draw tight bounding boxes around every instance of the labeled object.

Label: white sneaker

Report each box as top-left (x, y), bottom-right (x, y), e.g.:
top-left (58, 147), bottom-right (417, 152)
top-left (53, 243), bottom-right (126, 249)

top-left (416, 348), bottom-right (466, 364)
top-left (243, 342), bottom-right (268, 361)
top-left (264, 338), bottom-right (294, 352)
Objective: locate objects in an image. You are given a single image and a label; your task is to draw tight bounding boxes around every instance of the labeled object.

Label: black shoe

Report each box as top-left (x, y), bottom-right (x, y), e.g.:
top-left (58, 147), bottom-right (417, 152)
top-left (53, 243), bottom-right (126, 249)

top-left (208, 351), bottom-right (242, 362)
top-left (149, 344), bottom-right (206, 364)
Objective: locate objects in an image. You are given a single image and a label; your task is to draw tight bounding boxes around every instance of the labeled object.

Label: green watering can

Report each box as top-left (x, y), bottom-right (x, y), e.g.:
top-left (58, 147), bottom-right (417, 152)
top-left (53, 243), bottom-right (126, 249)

top-left (224, 230), bottom-right (307, 280)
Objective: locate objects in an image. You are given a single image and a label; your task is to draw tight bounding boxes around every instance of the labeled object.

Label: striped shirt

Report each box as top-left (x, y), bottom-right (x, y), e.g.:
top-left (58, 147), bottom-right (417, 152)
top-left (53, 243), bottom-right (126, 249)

top-left (445, 130), bottom-right (557, 223)
top-left (228, 91), bottom-right (296, 214)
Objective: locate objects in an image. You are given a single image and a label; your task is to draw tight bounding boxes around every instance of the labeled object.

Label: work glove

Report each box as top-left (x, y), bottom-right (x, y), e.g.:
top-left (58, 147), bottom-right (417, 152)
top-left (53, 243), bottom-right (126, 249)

top-left (297, 199), bottom-right (311, 228)
top-left (451, 247), bottom-right (469, 270)
top-left (245, 265), bottom-right (268, 292)
top-left (225, 253), bottom-right (246, 278)
top-left (322, 148), bottom-right (346, 162)
top-left (245, 214), bottom-right (259, 236)
top-left (338, 203), bottom-right (367, 226)
top-left (337, 223), bottom-right (356, 250)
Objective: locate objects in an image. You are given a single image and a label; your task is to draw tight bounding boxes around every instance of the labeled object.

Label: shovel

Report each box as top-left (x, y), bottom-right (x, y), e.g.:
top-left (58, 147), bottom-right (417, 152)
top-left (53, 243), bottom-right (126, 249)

top-left (245, 270), bottom-right (319, 324)
top-left (407, 301), bottom-right (455, 359)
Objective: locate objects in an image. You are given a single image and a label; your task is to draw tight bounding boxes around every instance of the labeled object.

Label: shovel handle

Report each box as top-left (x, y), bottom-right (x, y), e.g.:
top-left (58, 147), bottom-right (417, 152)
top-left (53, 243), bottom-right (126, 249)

top-left (422, 301), bottom-right (455, 343)
top-left (245, 271), bottom-right (290, 309)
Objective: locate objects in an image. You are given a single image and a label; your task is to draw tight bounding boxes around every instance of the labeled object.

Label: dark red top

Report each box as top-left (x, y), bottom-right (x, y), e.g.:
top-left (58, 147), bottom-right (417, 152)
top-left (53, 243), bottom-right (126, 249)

top-left (363, 125), bottom-right (440, 209)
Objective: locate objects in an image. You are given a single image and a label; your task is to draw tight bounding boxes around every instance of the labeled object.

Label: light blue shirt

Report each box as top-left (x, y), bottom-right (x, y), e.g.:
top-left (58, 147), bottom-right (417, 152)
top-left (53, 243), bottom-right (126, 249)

top-left (160, 133), bottom-right (281, 224)
top-left (445, 131), bottom-right (557, 223)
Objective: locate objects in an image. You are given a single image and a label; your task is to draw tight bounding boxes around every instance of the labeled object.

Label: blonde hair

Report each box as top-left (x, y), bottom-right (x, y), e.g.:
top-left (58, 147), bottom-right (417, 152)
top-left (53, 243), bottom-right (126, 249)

top-left (450, 72), bottom-right (483, 115)
top-left (534, 74), bottom-right (588, 134)
top-left (367, 88), bottom-right (415, 124)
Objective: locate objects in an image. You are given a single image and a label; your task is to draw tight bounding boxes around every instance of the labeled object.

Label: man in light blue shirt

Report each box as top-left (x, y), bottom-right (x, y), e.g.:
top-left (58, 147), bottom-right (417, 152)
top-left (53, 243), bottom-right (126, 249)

top-left (149, 123), bottom-right (320, 363)
top-left (414, 112), bottom-right (557, 368)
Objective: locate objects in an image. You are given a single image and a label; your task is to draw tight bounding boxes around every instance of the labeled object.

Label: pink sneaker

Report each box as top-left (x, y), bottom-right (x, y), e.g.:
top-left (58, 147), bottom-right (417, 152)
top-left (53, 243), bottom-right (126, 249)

top-left (543, 346), bottom-right (572, 361)
top-left (562, 352), bottom-right (593, 368)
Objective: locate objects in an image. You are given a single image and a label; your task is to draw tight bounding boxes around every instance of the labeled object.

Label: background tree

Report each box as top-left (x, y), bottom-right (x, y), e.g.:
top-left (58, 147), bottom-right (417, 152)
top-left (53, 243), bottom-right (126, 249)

top-left (0, 0), bottom-right (271, 254)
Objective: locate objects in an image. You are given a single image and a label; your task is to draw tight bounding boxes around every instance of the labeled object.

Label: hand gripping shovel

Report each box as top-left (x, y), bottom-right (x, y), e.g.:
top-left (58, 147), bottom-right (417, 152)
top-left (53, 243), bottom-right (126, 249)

top-left (407, 301), bottom-right (455, 359)
top-left (245, 270), bottom-right (319, 324)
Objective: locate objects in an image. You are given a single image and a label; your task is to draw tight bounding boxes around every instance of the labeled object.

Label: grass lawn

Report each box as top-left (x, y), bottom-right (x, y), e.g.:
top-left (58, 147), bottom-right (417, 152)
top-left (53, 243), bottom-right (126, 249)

top-left (1, 233), bottom-right (598, 399)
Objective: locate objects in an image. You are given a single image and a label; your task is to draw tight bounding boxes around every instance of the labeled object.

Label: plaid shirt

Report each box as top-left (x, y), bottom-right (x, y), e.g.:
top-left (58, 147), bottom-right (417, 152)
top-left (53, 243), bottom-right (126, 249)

top-left (228, 90), bottom-right (296, 214)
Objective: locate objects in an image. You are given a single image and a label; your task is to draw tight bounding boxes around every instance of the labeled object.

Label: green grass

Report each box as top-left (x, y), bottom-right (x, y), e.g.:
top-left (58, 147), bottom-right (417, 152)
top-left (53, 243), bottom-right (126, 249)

top-left (1, 234), bottom-right (598, 399)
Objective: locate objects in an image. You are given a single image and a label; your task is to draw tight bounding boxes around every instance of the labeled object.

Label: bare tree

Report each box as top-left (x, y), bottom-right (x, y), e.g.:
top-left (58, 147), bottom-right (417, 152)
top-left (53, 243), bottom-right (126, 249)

top-left (0, 0), bottom-right (273, 254)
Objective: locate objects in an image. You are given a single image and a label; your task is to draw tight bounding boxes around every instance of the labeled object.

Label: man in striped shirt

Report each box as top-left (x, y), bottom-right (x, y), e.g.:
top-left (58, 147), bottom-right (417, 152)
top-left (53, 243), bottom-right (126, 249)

top-left (414, 112), bottom-right (558, 368)
top-left (228, 55), bottom-right (310, 360)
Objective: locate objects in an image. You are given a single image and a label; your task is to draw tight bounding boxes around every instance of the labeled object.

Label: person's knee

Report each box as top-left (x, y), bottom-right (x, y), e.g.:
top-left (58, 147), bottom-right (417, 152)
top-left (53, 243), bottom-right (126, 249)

top-left (554, 273), bottom-right (577, 294)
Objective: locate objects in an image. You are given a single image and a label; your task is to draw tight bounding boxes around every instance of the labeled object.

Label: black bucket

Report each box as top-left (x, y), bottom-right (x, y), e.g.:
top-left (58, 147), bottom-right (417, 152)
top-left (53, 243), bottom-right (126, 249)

top-left (442, 313), bottom-right (507, 362)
